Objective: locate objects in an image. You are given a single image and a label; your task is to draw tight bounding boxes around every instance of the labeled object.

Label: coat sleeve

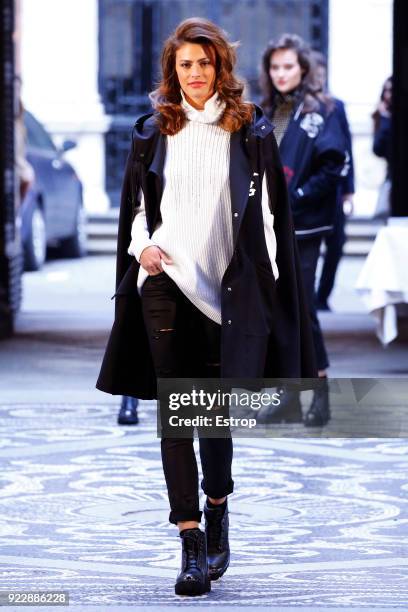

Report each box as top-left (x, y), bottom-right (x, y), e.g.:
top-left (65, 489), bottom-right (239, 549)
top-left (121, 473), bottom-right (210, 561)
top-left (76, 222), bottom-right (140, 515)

top-left (115, 148), bottom-right (142, 291)
top-left (336, 100), bottom-right (355, 195)
top-left (96, 137), bottom-right (157, 400)
top-left (128, 190), bottom-right (156, 262)
top-left (291, 110), bottom-right (346, 211)
top-left (373, 115), bottom-right (391, 162)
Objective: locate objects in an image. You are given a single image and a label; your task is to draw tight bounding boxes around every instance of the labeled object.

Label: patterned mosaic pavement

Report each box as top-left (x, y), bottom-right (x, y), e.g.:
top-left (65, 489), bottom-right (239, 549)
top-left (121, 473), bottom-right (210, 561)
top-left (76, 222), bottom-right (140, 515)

top-left (0, 402), bottom-right (407, 608)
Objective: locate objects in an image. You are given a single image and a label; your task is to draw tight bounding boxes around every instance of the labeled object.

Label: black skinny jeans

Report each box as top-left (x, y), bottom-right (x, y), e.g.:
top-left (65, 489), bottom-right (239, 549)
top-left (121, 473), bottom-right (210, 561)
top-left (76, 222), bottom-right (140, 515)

top-left (297, 237), bottom-right (330, 371)
top-left (141, 272), bottom-right (234, 525)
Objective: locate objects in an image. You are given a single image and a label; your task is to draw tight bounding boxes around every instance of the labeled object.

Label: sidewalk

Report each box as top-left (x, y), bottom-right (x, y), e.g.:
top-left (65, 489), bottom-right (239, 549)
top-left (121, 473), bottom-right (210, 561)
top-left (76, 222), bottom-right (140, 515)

top-left (0, 402), bottom-right (407, 608)
top-left (1, 255), bottom-right (406, 406)
top-left (0, 255), bottom-right (407, 608)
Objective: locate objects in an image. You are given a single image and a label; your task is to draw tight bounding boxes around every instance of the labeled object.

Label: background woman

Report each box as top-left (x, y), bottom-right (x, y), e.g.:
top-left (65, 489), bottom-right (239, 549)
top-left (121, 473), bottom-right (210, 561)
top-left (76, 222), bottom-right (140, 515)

top-left (260, 34), bottom-right (346, 427)
top-left (97, 19), bottom-right (316, 596)
top-left (372, 76), bottom-right (392, 219)
top-left (312, 51), bottom-right (355, 312)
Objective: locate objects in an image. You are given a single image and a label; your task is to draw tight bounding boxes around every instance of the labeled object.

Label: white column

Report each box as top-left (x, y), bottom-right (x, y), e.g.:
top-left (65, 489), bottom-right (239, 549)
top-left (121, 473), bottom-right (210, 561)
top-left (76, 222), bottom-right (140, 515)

top-left (329, 0), bottom-right (393, 216)
top-left (21, 0), bottom-right (111, 213)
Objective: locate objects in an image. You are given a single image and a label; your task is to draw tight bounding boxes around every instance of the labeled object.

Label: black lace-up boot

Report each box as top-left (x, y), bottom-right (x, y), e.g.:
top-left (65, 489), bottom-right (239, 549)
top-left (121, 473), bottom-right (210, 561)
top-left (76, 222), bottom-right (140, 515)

top-left (304, 377), bottom-right (331, 427)
top-left (175, 528), bottom-right (211, 596)
top-left (204, 499), bottom-right (230, 580)
top-left (256, 387), bottom-right (302, 423)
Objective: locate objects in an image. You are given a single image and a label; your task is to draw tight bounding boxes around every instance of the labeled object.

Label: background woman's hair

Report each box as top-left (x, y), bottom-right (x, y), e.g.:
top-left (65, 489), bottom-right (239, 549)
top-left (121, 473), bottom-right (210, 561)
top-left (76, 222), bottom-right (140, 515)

top-left (310, 49), bottom-right (335, 112)
top-left (372, 76), bottom-right (393, 132)
top-left (149, 17), bottom-right (254, 135)
top-left (260, 33), bottom-right (333, 116)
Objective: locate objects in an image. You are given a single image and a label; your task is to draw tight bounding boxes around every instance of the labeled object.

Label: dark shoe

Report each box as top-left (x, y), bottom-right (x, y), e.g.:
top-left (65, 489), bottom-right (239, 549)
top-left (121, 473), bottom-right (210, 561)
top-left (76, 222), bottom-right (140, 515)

top-left (304, 378), bottom-right (331, 427)
top-left (175, 528), bottom-right (211, 596)
top-left (256, 388), bottom-right (302, 424)
top-left (117, 396), bottom-right (139, 425)
top-left (204, 500), bottom-right (230, 580)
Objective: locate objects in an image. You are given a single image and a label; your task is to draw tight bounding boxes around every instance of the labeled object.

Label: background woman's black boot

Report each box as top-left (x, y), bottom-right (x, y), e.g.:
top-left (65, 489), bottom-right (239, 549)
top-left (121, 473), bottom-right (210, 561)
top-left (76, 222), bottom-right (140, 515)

top-left (204, 499), bottom-right (230, 580)
top-left (304, 378), bottom-right (331, 427)
top-left (175, 528), bottom-right (211, 596)
top-left (117, 396), bottom-right (139, 425)
top-left (256, 388), bottom-right (302, 423)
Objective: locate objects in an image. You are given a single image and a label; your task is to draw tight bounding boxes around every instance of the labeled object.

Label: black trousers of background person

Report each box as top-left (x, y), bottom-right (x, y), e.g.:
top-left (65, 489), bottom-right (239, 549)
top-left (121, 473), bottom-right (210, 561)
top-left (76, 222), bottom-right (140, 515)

top-left (317, 197), bottom-right (346, 305)
top-left (296, 238), bottom-right (330, 371)
top-left (141, 272), bottom-right (234, 525)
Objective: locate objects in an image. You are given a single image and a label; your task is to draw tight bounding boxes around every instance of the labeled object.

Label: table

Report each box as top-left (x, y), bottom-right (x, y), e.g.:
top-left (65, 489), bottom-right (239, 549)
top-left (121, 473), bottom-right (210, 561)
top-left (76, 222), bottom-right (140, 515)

top-left (355, 222), bottom-right (408, 345)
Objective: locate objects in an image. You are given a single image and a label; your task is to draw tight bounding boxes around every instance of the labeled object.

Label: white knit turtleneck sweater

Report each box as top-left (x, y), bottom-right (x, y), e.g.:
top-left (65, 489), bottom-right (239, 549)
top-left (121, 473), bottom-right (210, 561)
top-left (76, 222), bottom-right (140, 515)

top-left (128, 91), bottom-right (279, 324)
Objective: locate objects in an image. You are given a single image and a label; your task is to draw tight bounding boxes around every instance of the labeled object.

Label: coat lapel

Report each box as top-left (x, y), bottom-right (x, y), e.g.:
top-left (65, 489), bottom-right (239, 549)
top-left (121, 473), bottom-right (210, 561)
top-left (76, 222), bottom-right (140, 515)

top-left (229, 129), bottom-right (252, 248)
top-left (146, 133), bottom-right (166, 232)
top-left (148, 132), bottom-right (166, 188)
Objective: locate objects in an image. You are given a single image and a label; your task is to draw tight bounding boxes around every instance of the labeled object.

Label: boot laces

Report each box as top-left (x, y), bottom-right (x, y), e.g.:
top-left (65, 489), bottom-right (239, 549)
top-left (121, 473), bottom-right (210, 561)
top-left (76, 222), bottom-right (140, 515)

top-left (183, 534), bottom-right (199, 570)
top-left (207, 510), bottom-right (223, 550)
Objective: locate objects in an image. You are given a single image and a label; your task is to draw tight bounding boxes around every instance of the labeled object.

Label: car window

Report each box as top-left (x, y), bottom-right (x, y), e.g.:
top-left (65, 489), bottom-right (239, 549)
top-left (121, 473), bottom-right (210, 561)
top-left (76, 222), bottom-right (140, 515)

top-left (24, 111), bottom-right (56, 152)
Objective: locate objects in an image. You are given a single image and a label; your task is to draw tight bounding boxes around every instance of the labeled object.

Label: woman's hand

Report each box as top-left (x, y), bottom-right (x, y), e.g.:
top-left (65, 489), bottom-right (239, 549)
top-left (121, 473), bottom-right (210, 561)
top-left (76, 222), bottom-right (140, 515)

top-left (139, 246), bottom-right (173, 275)
top-left (342, 193), bottom-right (354, 216)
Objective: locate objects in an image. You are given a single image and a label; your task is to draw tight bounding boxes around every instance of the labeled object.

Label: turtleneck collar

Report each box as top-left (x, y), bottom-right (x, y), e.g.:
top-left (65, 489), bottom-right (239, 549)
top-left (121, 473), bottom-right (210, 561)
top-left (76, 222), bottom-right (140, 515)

top-left (180, 89), bottom-right (226, 124)
top-left (275, 86), bottom-right (303, 107)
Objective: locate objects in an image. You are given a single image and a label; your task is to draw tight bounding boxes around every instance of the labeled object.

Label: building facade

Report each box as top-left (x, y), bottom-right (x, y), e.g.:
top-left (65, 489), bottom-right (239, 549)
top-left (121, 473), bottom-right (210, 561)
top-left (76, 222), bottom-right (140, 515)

top-left (20, 0), bottom-right (393, 215)
top-left (21, 0), bottom-right (110, 214)
top-left (0, 0), bottom-right (22, 337)
top-left (98, 0), bottom-right (329, 207)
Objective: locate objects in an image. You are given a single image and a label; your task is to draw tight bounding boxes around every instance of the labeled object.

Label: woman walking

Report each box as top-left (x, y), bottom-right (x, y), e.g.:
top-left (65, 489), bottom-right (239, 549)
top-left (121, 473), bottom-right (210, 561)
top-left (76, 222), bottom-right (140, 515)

top-left (312, 51), bottom-right (355, 312)
top-left (97, 19), bottom-right (316, 596)
top-left (259, 34), bottom-right (346, 427)
top-left (372, 76), bottom-right (393, 219)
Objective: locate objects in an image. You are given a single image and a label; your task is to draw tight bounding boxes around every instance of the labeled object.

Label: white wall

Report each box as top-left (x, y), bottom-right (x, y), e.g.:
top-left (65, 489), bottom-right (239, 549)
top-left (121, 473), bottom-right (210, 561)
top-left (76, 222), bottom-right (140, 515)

top-left (329, 0), bottom-right (393, 216)
top-left (21, 0), bottom-right (110, 213)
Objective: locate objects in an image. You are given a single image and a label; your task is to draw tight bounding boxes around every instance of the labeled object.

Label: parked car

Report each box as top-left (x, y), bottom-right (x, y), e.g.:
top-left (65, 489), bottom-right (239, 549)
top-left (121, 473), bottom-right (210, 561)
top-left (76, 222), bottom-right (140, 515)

top-left (21, 110), bottom-right (87, 271)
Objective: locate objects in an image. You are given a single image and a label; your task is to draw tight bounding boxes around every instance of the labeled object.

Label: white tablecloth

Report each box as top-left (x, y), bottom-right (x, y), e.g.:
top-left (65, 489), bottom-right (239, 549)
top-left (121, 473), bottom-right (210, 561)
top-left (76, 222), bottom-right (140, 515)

top-left (356, 224), bottom-right (408, 345)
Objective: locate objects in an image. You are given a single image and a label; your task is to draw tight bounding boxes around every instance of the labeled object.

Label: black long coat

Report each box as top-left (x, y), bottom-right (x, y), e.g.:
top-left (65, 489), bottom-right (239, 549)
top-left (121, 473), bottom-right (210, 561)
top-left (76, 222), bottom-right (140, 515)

top-left (96, 106), bottom-right (317, 399)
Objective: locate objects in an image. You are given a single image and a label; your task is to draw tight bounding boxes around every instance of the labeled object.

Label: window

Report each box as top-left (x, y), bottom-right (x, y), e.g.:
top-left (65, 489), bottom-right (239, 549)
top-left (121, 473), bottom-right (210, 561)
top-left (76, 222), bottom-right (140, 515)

top-left (99, 0), bottom-right (328, 206)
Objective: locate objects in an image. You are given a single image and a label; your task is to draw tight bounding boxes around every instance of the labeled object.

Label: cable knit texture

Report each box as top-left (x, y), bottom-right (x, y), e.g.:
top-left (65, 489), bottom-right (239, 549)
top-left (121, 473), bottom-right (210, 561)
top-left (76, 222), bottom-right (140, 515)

top-left (128, 91), bottom-right (278, 324)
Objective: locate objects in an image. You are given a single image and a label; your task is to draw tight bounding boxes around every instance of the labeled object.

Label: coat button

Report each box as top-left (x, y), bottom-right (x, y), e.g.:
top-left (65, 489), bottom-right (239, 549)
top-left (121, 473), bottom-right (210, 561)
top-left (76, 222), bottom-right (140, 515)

top-left (233, 212), bottom-right (238, 218)
top-left (140, 153), bottom-right (145, 158)
top-left (227, 319), bottom-right (232, 325)
top-left (227, 287), bottom-right (232, 292)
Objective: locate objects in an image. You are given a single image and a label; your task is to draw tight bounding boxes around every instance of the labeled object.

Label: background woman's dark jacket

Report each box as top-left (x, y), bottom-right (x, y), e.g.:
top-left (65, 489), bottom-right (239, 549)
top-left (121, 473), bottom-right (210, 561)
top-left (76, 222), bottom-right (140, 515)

top-left (277, 101), bottom-right (346, 239)
top-left (96, 107), bottom-right (317, 399)
top-left (334, 98), bottom-right (355, 195)
top-left (373, 114), bottom-right (392, 179)
top-left (316, 97), bottom-right (355, 307)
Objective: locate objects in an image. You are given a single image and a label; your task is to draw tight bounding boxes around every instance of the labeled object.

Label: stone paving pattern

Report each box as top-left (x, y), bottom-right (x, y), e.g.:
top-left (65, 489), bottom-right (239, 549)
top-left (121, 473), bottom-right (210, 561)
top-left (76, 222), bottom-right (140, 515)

top-left (1, 256), bottom-right (407, 608)
top-left (1, 403), bottom-right (407, 607)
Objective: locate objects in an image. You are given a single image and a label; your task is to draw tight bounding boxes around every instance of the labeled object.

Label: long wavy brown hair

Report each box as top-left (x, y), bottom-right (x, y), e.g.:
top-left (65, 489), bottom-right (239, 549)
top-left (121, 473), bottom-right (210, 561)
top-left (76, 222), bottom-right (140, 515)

top-left (260, 34), bottom-right (333, 117)
top-left (372, 76), bottom-right (392, 132)
top-left (149, 18), bottom-right (254, 135)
